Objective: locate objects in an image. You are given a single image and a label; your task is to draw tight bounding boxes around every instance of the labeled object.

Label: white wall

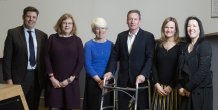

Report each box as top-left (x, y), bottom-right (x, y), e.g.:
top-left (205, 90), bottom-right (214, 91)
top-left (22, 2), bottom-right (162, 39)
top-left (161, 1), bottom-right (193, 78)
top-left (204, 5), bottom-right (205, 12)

top-left (0, 0), bottom-right (217, 57)
top-left (0, 0), bottom-right (217, 109)
top-left (0, 0), bottom-right (218, 57)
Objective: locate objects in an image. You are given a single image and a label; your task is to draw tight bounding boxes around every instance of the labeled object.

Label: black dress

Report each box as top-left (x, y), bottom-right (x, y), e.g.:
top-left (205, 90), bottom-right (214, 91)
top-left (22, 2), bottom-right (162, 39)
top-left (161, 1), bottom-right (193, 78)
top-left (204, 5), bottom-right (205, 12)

top-left (152, 44), bottom-right (180, 110)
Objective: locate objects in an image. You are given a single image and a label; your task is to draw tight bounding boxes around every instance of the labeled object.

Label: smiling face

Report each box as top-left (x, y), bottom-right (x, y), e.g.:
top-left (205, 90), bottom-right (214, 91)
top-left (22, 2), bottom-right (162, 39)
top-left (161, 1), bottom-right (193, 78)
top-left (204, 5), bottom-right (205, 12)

top-left (61, 18), bottom-right (73, 35)
top-left (127, 12), bottom-right (141, 33)
top-left (164, 21), bottom-right (176, 38)
top-left (187, 19), bottom-right (200, 40)
top-left (94, 27), bottom-right (107, 40)
top-left (23, 11), bottom-right (38, 29)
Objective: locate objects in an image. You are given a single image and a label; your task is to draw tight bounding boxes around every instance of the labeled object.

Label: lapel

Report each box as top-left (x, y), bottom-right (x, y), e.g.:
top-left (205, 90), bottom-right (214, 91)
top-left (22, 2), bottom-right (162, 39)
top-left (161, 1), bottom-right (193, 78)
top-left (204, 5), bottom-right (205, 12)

top-left (123, 31), bottom-right (129, 55)
top-left (129, 29), bottom-right (142, 55)
top-left (18, 26), bottom-right (28, 56)
top-left (35, 29), bottom-right (41, 60)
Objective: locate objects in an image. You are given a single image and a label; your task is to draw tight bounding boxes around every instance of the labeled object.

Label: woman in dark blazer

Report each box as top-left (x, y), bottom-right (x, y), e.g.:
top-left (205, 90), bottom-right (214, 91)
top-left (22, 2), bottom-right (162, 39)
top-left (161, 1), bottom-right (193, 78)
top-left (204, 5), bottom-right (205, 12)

top-left (177, 16), bottom-right (213, 110)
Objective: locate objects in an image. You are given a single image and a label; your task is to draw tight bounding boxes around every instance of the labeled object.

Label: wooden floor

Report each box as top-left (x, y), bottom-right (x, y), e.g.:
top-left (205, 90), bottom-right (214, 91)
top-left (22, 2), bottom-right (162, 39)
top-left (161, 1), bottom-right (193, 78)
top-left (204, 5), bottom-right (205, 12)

top-left (38, 97), bottom-right (83, 110)
top-left (39, 97), bottom-right (48, 110)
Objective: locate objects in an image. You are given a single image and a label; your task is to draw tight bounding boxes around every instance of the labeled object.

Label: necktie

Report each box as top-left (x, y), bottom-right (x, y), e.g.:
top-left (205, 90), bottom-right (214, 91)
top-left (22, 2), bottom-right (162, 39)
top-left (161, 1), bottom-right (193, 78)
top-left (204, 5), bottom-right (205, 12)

top-left (27, 31), bottom-right (36, 67)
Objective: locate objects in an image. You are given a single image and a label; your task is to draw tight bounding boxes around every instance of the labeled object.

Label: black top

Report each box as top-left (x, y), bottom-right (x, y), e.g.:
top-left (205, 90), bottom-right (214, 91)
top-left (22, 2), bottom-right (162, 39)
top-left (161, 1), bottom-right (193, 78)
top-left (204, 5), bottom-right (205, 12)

top-left (153, 44), bottom-right (180, 87)
top-left (178, 40), bottom-right (212, 91)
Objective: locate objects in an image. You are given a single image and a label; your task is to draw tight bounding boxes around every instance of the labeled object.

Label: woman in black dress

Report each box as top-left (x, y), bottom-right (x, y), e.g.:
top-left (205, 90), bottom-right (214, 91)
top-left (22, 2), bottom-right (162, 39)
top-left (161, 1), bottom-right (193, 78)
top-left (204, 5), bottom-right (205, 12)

top-left (152, 17), bottom-right (181, 110)
top-left (177, 16), bottom-right (213, 110)
top-left (45, 13), bottom-right (83, 110)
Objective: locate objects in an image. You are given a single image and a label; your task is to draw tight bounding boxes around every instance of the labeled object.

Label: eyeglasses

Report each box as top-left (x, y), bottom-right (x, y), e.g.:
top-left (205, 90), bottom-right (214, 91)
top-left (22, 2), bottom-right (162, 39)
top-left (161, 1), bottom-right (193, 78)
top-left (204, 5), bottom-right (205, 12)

top-left (62, 22), bottom-right (73, 25)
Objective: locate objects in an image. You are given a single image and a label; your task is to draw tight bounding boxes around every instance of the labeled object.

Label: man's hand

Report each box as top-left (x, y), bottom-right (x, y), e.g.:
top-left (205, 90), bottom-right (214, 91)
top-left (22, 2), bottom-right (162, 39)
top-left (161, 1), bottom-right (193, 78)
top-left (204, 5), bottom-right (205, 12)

top-left (136, 74), bottom-right (145, 84)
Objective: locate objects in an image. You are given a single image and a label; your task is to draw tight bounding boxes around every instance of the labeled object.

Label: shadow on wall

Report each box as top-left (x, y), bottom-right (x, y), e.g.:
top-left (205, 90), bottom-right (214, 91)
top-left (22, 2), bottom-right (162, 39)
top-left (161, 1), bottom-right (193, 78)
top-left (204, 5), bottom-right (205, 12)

top-left (205, 33), bottom-right (218, 110)
top-left (0, 58), bottom-right (3, 83)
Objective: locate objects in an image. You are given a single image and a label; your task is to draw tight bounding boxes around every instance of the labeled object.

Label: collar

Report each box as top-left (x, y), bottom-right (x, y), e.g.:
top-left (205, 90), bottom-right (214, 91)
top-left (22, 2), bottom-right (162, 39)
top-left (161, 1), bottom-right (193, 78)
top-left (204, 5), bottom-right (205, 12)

top-left (128, 28), bottom-right (139, 36)
top-left (24, 27), bottom-right (35, 33)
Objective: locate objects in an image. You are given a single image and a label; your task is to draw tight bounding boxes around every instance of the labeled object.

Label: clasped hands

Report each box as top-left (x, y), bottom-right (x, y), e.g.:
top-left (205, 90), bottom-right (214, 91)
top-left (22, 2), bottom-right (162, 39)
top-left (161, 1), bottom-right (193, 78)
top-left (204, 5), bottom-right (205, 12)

top-left (50, 75), bottom-right (75, 88)
top-left (155, 83), bottom-right (172, 96)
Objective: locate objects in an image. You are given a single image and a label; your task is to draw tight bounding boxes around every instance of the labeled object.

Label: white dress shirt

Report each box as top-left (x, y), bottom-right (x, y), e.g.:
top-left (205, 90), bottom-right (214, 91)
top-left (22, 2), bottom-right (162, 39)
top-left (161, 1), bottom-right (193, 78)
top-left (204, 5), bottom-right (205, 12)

top-left (24, 28), bottom-right (37, 69)
top-left (127, 29), bottom-right (139, 54)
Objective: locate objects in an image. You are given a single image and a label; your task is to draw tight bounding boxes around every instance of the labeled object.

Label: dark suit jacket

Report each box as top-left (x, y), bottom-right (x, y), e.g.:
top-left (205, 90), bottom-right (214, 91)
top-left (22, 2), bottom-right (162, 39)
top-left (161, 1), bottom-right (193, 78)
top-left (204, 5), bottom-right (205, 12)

top-left (178, 40), bottom-right (213, 91)
top-left (2, 26), bottom-right (47, 88)
top-left (107, 28), bottom-right (155, 87)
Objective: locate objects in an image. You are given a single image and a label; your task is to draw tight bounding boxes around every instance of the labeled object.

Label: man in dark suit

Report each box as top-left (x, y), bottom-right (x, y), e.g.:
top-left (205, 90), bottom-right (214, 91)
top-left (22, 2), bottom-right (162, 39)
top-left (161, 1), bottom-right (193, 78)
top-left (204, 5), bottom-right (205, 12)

top-left (2, 6), bottom-right (47, 110)
top-left (104, 10), bottom-right (155, 110)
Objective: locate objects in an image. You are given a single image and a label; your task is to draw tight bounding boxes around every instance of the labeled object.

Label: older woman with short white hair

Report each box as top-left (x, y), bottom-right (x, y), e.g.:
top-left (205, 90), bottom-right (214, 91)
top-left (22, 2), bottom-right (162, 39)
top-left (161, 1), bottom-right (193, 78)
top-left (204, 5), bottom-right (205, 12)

top-left (82, 17), bottom-right (114, 110)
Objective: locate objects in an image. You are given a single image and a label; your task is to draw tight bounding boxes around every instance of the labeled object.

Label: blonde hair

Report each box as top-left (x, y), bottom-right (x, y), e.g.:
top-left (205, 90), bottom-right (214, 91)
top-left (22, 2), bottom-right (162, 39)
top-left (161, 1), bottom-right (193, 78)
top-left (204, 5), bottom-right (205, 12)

top-left (91, 17), bottom-right (107, 33)
top-left (159, 17), bottom-right (181, 46)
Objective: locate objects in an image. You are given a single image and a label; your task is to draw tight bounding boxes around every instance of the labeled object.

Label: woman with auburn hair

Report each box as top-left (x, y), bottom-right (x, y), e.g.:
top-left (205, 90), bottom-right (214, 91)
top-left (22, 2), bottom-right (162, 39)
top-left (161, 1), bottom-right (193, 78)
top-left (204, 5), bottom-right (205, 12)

top-left (45, 13), bottom-right (83, 110)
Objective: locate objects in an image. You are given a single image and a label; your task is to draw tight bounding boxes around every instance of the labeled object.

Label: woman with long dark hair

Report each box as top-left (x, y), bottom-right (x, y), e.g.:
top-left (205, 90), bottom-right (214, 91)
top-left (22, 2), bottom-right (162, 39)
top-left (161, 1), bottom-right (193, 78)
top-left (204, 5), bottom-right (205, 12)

top-left (177, 16), bottom-right (213, 110)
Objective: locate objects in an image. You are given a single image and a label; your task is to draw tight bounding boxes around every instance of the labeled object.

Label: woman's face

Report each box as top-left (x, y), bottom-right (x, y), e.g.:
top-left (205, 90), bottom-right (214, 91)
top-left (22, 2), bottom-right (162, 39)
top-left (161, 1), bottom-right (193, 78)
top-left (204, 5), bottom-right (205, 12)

top-left (61, 18), bottom-right (73, 35)
top-left (164, 21), bottom-right (176, 38)
top-left (94, 27), bottom-right (107, 39)
top-left (187, 19), bottom-right (200, 39)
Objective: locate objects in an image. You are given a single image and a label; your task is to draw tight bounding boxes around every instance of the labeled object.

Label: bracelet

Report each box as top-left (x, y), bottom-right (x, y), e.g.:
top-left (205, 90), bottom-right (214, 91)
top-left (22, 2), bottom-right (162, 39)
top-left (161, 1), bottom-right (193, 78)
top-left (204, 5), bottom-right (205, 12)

top-left (49, 74), bottom-right (54, 78)
top-left (98, 80), bottom-right (103, 85)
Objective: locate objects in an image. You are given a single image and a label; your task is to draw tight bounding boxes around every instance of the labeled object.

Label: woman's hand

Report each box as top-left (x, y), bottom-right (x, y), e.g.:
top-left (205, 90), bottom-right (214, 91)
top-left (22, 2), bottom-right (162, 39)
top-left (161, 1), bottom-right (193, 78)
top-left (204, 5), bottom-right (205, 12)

top-left (98, 80), bottom-right (104, 89)
top-left (60, 79), bottom-right (68, 87)
top-left (164, 86), bottom-right (172, 95)
top-left (155, 83), bottom-right (167, 96)
top-left (104, 72), bottom-right (113, 80)
top-left (60, 76), bottom-right (75, 88)
top-left (178, 88), bottom-right (190, 97)
top-left (50, 77), bottom-right (61, 88)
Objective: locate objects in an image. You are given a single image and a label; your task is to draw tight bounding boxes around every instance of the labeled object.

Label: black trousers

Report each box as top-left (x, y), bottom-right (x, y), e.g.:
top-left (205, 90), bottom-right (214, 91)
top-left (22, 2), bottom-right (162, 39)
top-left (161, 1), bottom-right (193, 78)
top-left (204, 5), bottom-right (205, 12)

top-left (82, 76), bottom-right (113, 110)
top-left (21, 70), bottom-right (41, 110)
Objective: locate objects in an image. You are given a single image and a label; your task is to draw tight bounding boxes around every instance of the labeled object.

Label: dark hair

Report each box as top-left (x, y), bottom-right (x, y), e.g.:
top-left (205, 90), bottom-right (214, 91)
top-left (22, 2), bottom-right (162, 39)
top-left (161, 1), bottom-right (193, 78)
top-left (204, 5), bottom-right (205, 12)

top-left (184, 16), bottom-right (205, 45)
top-left (127, 9), bottom-right (141, 20)
top-left (23, 6), bottom-right (39, 18)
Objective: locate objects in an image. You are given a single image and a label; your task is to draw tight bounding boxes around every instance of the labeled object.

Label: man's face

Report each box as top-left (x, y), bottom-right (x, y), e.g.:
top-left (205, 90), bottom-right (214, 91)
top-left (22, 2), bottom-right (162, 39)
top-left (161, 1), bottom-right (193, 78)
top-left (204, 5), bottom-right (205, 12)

top-left (127, 12), bottom-right (140, 33)
top-left (23, 11), bottom-right (38, 29)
